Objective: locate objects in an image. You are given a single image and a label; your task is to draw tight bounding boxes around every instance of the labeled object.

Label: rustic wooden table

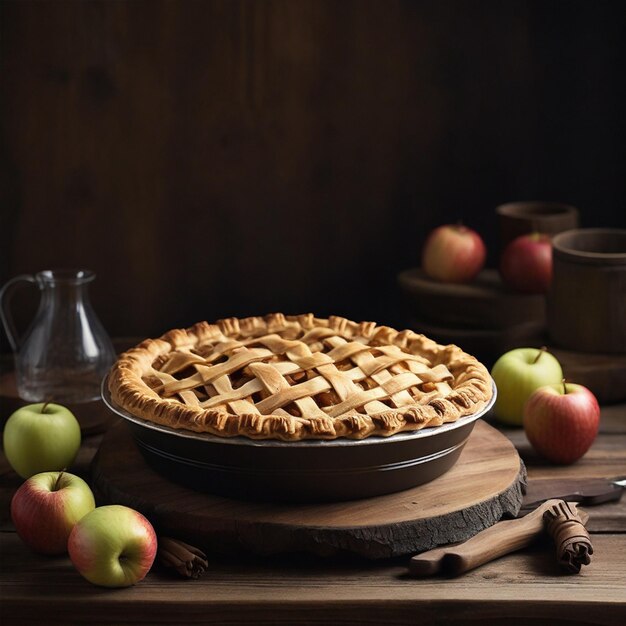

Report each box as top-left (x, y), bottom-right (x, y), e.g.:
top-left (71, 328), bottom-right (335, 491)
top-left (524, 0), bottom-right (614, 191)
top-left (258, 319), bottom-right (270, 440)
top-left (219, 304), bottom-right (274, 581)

top-left (1, 399), bottom-right (625, 625)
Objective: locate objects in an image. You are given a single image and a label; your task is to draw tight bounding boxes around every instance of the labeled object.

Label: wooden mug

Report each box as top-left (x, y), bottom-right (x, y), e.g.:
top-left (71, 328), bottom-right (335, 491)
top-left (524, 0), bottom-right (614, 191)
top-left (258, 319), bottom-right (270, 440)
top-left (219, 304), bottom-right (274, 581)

top-left (548, 228), bottom-right (626, 353)
top-left (496, 201), bottom-right (579, 250)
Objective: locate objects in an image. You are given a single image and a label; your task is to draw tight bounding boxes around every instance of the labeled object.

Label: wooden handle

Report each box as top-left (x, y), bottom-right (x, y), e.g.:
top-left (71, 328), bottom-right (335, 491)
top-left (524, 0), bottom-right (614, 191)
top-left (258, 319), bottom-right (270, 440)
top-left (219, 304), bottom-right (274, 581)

top-left (409, 499), bottom-right (587, 577)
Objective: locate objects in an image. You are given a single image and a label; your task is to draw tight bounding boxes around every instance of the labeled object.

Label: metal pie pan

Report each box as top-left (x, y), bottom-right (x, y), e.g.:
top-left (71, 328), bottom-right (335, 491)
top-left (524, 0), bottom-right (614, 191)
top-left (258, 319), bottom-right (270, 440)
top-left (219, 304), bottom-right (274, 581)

top-left (101, 376), bottom-right (497, 503)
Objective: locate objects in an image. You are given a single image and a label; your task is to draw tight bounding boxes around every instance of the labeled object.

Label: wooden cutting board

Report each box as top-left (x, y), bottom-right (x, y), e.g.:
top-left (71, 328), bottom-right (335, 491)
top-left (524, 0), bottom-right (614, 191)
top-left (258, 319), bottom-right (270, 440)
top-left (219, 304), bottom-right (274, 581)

top-left (91, 419), bottom-right (526, 559)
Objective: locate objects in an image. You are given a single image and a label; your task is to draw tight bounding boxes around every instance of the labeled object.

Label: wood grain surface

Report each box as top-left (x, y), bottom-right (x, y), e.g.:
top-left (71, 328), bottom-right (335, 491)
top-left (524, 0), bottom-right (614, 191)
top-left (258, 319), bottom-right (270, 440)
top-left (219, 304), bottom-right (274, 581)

top-left (2, 0), bottom-right (625, 348)
top-left (496, 407), bottom-right (626, 533)
top-left (1, 531), bottom-right (625, 625)
top-left (91, 419), bottom-right (525, 558)
top-left (2, 403), bottom-right (625, 624)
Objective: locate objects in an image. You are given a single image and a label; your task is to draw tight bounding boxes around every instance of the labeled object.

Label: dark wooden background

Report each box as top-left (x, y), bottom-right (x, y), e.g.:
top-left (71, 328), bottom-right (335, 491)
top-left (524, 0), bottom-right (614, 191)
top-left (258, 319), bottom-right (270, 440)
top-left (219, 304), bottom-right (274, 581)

top-left (1, 0), bottom-right (625, 348)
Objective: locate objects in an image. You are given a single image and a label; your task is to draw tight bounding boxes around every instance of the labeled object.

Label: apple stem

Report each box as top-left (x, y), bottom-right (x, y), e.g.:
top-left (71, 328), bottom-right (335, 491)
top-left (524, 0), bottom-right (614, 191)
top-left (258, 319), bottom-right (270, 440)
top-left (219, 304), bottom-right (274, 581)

top-left (563, 378), bottom-right (568, 394)
top-left (41, 402), bottom-right (51, 414)
top-left (53, 470), bottom-right (65, 492)
top-left (533, 346), bottom-right (547, 364)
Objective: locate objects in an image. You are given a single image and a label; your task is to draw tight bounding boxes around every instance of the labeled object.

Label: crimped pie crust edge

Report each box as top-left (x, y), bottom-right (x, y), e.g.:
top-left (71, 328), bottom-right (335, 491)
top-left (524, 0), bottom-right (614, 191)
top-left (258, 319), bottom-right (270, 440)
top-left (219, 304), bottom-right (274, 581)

top-left (108, 313), bottom-right (493, 441)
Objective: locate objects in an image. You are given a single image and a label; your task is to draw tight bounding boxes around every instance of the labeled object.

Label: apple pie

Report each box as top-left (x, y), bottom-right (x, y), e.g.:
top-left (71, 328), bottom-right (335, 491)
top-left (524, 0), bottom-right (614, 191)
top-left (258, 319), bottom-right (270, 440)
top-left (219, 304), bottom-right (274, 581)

top-left (108, 313), bottom-right (493, 441)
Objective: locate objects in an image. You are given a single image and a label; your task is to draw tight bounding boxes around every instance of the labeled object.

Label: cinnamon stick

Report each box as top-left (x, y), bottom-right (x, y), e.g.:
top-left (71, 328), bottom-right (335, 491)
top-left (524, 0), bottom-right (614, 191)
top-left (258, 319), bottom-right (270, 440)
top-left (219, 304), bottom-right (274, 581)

top-left (543, 501), bottom-right (593, 574)
top-left (157, 536), bottom-right (209, 579)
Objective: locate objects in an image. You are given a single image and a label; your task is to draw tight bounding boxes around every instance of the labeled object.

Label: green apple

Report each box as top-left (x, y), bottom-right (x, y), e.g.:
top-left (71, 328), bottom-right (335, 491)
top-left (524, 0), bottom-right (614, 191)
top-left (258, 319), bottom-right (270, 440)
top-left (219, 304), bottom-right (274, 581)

top-left (3, 403), bottom-right (81, 478)
top-left (68, 505), bottom-right (158, 587)
top-left (490, 347), bottom-right (563, 426)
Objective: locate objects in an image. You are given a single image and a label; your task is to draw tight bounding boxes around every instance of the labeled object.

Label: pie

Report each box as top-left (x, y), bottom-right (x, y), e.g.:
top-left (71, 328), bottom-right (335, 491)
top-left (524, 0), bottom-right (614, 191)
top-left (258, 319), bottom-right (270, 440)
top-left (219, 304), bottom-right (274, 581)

top-left (108, 313), bottom-right (493, 441)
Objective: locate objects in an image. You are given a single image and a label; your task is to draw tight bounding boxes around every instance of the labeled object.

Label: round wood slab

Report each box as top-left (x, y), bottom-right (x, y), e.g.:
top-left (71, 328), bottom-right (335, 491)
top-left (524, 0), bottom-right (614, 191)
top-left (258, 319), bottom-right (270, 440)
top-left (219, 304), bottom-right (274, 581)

top-left (397, 268), bottom-right (546, 329)
top-left (91, 419), bottom-right (526, 559)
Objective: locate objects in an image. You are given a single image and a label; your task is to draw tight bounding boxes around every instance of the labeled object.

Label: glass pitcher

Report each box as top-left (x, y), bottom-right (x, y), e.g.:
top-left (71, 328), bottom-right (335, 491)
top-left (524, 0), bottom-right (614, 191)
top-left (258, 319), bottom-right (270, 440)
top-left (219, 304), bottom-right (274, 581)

top-left (0, 269), bottom-right (116, 403)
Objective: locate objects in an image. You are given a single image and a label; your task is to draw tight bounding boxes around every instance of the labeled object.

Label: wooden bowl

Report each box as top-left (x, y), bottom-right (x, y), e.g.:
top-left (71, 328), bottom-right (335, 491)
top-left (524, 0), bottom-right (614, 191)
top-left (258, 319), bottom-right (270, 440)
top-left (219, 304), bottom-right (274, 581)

top-left (397, 268), bottom-right (546, 330)
top-left (548, 229), bottom-right (626, 353)
top-left (496, 201), bottom-right (579, 250)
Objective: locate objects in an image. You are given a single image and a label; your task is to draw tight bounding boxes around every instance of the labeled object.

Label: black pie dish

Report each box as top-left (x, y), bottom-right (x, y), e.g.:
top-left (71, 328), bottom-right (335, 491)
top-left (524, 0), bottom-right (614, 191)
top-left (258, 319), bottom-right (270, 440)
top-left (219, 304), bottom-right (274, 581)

top-left (101, 376), bottom-right (497, 503)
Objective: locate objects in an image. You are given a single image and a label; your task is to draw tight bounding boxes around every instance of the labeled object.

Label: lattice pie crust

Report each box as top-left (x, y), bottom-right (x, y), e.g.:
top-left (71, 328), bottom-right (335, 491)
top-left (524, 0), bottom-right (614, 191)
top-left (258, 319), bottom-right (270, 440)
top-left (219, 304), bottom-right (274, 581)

top-left (108, 313), bottom-right (493, 441)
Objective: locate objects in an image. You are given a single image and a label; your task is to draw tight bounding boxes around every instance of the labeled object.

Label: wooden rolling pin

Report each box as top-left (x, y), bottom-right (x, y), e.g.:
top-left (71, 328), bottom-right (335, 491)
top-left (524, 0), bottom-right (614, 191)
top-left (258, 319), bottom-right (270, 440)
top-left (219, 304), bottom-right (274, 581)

top-left (409, 499), bottom-right (591, 577)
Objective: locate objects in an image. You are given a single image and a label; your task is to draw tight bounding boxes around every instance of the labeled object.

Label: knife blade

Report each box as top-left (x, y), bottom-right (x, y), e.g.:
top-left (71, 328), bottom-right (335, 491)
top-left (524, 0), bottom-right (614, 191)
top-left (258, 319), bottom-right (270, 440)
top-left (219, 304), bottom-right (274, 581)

top-left (518, 476), bottom-right (625, 516)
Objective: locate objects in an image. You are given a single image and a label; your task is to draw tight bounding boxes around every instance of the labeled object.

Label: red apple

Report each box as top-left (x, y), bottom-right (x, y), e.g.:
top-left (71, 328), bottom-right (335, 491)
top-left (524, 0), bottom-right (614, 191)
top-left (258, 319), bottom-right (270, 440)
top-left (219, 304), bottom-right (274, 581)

top-left (422, 224), bottom-right (486, 283)
top-left (11, 471), bottom-right (96, 555)
top-left (523, 382), bottom-right (600, 464)
top-left (500, 233), bottom-right (552, 293)
top-left (68, 505), bottom-right (157, 587)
